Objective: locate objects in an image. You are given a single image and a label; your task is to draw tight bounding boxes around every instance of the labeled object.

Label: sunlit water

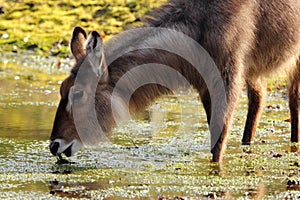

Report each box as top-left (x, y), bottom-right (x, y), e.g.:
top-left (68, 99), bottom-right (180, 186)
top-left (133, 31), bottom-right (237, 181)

top-left (0, 53), bottom-right (299, 199)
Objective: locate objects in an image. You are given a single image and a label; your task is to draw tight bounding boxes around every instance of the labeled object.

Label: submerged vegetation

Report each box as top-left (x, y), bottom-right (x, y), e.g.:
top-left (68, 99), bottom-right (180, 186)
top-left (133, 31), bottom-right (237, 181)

top-left (1, 84), bottom-right (300, 198)
top-left (0, 0), bottom-right (166, 57)
top-left (0, 54), bottom-right (299, 198)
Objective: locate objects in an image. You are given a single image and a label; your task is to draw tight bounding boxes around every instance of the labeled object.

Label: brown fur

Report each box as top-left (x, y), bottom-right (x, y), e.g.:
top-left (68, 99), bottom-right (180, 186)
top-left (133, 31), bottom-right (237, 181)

top-left (50, 0), bottom-right (300, 163)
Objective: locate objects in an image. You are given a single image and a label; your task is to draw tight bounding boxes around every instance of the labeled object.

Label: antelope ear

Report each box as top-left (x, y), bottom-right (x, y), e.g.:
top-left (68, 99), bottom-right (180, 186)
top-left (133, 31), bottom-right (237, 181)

top-left (70, 26), bottom-right (87, 62)
top-left (85, 31), bottom-right (109, 83)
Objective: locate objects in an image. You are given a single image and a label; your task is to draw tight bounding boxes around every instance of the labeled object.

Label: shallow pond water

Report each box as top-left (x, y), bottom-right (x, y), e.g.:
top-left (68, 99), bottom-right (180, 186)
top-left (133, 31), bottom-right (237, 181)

top-left (0, 53), bottom-right (300, 199)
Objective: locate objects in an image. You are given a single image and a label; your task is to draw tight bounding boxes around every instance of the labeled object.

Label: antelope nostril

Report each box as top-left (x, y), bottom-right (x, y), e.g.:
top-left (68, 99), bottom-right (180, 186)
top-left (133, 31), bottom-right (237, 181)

top-left (50, 141), bottom-right (60, 156)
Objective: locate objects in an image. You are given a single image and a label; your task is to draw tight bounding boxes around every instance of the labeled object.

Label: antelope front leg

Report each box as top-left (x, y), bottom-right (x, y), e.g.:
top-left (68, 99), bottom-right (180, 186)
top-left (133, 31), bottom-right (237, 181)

top-left (209, 67), bottom-right (243, 163)
top-left (200, 88), bottom-right (211, 125)
top-left (242, 78), bottom-right (267, 145)
top-left (289, 58), bottom-right (300, 146)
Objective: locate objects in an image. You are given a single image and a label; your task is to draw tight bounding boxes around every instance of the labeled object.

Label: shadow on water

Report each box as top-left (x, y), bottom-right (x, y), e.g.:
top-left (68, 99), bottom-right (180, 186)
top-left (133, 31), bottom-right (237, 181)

top-left (0, 53), bottom-right (300, 199)
top-left (49, 180), bottom-right (107, 199)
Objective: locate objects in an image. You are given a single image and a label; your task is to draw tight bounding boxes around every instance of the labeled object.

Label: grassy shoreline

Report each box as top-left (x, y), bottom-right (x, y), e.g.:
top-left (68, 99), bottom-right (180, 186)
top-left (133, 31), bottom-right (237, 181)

top-left (0, 0), bottom-right (166, 57)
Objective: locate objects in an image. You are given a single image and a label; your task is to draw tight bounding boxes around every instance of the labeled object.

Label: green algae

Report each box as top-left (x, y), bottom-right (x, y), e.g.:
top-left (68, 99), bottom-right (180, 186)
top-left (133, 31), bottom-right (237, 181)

top-left (0, 63), bottom-right (300, 198)
top-left (0, 1), bottom-right (299, 197)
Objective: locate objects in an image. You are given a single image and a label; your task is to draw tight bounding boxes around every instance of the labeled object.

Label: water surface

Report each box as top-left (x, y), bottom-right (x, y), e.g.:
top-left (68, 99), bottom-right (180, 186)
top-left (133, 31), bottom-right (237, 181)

top-left (0, 53), bottom-right (299, 199)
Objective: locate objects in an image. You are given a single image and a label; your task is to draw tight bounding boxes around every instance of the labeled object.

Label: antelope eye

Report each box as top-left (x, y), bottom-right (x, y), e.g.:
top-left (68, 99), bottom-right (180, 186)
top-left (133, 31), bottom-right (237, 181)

top-left (73, 89), bottom-right (84, 99)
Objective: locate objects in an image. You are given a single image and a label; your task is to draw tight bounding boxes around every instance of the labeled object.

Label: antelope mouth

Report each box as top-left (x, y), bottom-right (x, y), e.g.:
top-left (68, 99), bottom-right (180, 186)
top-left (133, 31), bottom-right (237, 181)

top-left (62, 143), bottom-right (73, 157)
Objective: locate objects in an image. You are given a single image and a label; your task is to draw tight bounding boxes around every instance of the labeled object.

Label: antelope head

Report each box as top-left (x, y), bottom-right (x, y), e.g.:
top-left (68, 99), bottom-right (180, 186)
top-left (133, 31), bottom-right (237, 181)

top-left (49, 27), bottom-right (113, 157)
